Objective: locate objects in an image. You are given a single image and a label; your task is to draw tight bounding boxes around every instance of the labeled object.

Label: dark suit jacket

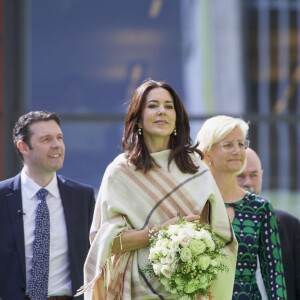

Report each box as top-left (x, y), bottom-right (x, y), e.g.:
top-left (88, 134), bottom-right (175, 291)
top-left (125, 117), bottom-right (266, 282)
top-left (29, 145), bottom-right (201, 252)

top-left (0, 174), bottom-right (95, 300)
top-left (275, 209), bottom-right (300, 300)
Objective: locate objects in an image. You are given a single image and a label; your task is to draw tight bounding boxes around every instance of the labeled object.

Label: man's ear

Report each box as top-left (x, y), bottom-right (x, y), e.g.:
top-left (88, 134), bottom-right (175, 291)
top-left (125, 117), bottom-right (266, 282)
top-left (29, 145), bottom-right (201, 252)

top-left (16, 140), bottom-right (30, 156)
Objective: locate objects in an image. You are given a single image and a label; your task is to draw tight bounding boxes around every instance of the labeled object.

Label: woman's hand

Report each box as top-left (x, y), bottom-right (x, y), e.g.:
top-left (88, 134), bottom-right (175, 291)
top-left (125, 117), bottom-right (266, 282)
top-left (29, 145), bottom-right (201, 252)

top-left (160, 214), bottom-right (201, 228)
top-left (111, 214), bottom-right (201, 254)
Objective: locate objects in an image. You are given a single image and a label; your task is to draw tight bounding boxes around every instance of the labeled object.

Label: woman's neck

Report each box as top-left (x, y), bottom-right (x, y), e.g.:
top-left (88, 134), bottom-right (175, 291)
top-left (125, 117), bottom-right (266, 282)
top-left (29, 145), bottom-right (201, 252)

top-left (143, 135), bottom-right (170, 153)
top-left (212, 171), bottom-right (245, 203)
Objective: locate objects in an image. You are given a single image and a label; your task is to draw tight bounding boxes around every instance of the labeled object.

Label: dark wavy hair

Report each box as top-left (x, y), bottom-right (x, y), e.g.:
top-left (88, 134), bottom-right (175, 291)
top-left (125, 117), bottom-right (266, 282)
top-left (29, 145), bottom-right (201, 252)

top-left (13, 110), bottom-right (61, 160)
top-left (122, 79), bottom-right (203, 173)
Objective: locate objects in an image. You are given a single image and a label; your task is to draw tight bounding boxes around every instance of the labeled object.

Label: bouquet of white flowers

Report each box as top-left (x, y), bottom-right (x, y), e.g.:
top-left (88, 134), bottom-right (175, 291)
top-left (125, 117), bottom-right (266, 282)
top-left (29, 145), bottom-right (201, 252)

top-left (142, 218), bottom-right (229, 300)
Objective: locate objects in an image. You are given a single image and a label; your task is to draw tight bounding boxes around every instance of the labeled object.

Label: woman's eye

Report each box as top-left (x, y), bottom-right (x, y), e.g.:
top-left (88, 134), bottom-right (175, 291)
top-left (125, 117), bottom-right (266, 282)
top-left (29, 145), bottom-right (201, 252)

top-left (223, 143), bottom-right (231, 148)
top-left (147, 104), bottom-right (157, 108)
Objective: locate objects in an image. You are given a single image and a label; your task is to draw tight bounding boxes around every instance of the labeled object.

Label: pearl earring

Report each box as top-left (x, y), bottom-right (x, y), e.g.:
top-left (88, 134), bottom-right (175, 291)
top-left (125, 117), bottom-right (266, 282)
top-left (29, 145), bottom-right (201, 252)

top-left (173, 129), bottom-right (177, 136)
top-left (138, 128), bottom-right (142, 135)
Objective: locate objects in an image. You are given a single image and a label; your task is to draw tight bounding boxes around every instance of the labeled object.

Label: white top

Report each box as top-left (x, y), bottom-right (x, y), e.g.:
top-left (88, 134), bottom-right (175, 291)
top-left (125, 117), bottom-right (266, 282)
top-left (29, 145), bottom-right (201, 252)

top-left (21, 169), bottom-right (72, 296)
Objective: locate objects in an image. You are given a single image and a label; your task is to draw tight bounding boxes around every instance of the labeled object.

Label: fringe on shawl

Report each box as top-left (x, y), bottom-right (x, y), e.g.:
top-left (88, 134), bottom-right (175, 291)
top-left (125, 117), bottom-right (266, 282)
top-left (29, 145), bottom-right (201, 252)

top-left (75, 263), bottom-right (106, 297)
top-left (76, 226), bottom-right (131, 299)
top-left (76, 252), bottom-right (131, 299)
top-left (106, 251), bottom-right (131, 299)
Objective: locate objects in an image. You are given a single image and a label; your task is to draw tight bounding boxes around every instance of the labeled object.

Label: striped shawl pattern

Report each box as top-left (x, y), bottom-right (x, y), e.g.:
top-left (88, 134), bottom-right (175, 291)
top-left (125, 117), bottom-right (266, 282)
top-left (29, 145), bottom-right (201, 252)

top-left (80, 150), bottom-right (237, 300)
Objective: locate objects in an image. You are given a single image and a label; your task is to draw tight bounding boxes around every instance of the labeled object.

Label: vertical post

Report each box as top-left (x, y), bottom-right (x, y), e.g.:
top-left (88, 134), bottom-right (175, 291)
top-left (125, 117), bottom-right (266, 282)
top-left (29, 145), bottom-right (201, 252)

top-left (3, 0), bottom-right (25, 178)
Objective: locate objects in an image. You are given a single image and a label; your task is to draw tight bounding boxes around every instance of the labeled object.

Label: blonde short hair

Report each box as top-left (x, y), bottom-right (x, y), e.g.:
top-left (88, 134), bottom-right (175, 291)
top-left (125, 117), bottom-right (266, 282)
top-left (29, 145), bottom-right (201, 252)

top-left (196, 115), bottom-right (249, 152)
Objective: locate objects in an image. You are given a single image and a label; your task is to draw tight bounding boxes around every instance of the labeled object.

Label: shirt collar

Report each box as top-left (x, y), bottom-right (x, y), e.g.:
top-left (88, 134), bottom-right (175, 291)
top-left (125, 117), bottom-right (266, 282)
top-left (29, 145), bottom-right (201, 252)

top-left (21, 168), bottom-right (60, 199)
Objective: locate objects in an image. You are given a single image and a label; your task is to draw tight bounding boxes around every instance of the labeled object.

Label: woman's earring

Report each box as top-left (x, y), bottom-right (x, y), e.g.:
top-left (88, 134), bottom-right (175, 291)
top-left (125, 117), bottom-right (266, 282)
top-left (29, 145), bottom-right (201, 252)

top-left (138, 128), bottom-right (142, 135)
top-left (208, 161), bottom-right (212, 166)
top-left (173, 129), bottom-right (177, 136)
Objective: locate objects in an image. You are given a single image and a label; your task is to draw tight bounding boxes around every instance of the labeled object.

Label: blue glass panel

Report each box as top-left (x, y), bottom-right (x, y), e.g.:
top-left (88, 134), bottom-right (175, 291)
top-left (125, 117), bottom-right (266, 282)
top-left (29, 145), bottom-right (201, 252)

top-left (26, 0), bottom-right (183, 189)
top-left (59, 120), bottom-right (123, 191)
top-left (28, 0), bottom-right (183, 112)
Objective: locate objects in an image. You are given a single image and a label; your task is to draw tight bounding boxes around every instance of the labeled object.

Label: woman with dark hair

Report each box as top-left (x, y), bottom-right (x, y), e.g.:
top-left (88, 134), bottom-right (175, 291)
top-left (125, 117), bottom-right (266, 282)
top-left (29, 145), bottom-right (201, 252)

top-left (122, 79), bottom-right (200, 173)
top-left (80, 79), bottom-right (238, 300)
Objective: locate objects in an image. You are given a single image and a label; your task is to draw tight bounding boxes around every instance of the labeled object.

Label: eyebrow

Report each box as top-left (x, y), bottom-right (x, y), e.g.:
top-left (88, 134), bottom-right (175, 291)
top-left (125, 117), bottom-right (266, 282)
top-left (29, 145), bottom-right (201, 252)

top-left (240, 171), bottom-right (260, 175)
top-left (222, 139), bottom-right (246, 142)
top-left (38, 132), bottom-right (63, 139)
top-left (147, 99), bottom-right (173, 103)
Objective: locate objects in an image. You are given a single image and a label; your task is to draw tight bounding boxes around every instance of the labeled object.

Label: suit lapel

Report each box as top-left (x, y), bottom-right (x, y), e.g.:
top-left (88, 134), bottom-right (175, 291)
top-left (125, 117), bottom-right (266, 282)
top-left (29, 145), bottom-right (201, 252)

top-left (7, 175), bottom-right (26, 280)
top-left (57, 176), bottom-right (76, 248)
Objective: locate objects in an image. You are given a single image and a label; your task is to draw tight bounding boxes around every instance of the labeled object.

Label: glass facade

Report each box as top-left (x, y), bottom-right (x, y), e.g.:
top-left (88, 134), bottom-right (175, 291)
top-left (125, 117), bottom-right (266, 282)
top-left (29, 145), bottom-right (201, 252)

top-left (2, 0), bottom-right (300, 214)
top-left (243, 0), bottom-right (300, 191)
top-left (26, 0), bottom-right (183, 190)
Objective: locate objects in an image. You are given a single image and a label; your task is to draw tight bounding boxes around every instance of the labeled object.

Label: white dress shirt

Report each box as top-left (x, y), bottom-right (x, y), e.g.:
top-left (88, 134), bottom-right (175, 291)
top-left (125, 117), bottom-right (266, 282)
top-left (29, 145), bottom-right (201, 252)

top-left (21, 169), bottom-right (72, 296)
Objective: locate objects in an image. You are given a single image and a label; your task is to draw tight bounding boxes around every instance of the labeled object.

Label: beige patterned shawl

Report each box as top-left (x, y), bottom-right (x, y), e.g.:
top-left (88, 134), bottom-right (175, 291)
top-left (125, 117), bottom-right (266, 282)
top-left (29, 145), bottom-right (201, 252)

top-left (79, 150), bottom-right (237, 300)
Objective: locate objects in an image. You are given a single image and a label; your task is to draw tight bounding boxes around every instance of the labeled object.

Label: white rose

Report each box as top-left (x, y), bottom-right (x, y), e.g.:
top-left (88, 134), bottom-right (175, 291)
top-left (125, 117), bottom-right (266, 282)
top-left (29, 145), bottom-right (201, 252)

top-left (152, 262), bottom-right (164, 275)
top-left (150, 245), bottom-right (163, 257)
top-left (169, 239), bottom-right (180, 251)
top-left (167, 224), bottom-right (180, 235)
top-left (149, 248), bottom-right (157, 261)
top-left (161, 264), bottom-right (173, 278)
top-left (197, 228), bottom-right (211, 240)
top-left (156, 238), bottom-right (170, 248)
top-left (177, 229), bottom-right (192, 246)
top-left (185, 227), bottom-right (197, 239)
top-left (165, 250), bottom-right (176, 264)
top-left (161, 247), bottom-right (170, 257)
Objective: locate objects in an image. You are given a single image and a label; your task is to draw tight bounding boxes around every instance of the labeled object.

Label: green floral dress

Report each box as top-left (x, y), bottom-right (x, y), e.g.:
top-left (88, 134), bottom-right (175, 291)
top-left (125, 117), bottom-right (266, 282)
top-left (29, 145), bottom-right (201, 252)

top-left (225, 192), bottom-right (287, 300)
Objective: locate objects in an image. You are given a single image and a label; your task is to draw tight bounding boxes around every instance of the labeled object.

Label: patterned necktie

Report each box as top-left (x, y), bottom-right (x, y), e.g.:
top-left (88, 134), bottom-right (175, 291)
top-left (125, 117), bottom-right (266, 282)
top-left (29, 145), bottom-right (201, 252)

top-left (28, 188), bottom-right (50, 300)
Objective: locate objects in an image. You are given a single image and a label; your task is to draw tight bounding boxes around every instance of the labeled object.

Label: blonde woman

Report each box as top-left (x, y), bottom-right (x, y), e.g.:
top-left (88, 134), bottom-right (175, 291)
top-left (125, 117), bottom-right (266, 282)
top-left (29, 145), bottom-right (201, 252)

top-left (196, 115), bottom-right (287, 300)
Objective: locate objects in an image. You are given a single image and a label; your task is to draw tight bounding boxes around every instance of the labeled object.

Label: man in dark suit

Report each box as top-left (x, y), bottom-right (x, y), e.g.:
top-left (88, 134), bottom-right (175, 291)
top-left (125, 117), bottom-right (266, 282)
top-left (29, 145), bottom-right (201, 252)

top-left (237, 147), bottom-right (300, 300)
top-left (0, 111), bottom-right (95, 300)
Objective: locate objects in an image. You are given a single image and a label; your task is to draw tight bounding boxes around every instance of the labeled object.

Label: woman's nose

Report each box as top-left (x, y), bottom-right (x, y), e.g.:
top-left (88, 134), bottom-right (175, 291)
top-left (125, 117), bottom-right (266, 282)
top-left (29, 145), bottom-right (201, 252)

top-left (158, 106), bottom-right (166, 115)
